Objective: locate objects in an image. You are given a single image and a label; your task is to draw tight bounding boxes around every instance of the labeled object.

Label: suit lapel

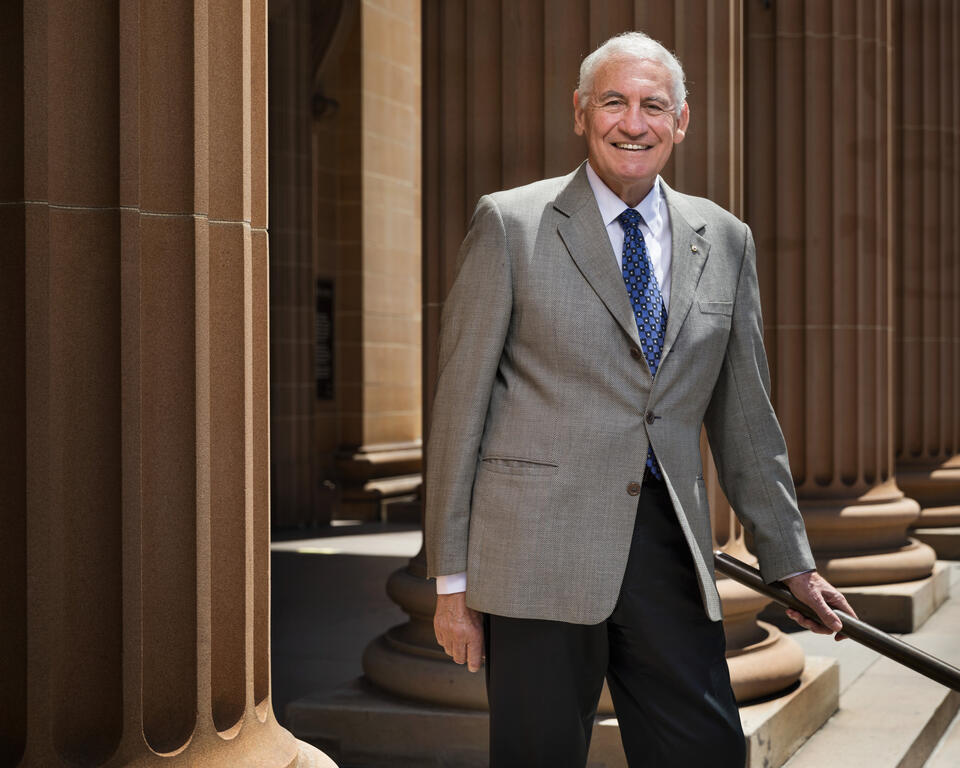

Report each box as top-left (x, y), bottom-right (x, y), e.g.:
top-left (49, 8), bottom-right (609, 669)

top-left (555, 165), bottom-right (641, 347)
top-left (660, 181), bottom-right (709, 359)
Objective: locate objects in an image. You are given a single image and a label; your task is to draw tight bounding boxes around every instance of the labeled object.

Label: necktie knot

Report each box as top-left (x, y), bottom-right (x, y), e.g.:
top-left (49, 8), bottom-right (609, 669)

top-left (617, 208), bottom-right (644, 230)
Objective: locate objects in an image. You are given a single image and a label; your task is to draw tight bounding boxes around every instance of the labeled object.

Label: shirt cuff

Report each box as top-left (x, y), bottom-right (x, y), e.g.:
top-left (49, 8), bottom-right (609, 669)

top-left (435, 572), bottom-right (467, 594)
top-left (781, 568), bottom-right (815, 581)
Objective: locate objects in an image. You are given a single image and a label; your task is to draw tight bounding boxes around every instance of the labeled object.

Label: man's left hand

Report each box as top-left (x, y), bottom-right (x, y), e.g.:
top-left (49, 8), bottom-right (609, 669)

top-left (781, 570), bottom-right (856, 640)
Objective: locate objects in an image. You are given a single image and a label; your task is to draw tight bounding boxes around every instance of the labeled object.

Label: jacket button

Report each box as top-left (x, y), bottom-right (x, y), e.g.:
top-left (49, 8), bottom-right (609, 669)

top-left (627, 481), bottom-right (642, 496)
top-left (645, 411), bottom-right (656, 425)
top-left (630, 347), bottom-right (643, 361)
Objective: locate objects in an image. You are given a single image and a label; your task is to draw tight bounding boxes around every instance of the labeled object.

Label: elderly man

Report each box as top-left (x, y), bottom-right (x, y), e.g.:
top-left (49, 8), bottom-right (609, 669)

top-left (425, 31), bottom-right (852, 768)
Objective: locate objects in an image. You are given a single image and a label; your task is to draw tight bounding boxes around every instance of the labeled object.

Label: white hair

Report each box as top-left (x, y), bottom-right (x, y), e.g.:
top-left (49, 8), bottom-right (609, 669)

top-left (577, 32), bottom-right (687, 117)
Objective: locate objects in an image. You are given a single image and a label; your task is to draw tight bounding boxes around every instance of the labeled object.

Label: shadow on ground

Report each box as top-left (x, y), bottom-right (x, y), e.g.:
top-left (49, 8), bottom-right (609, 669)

top-left (271, 524), bottom-right (418, 727)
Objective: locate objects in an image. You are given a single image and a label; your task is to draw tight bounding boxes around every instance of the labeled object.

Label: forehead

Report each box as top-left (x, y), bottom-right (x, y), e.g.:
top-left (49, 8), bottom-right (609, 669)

top-left (592, 56), bottom-right (674, 97)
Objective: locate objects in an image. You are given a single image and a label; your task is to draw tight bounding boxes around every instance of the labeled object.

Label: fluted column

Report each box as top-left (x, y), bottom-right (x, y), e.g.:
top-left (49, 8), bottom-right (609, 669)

top-left (365, 0), bottom-right (804, 711)
top-left (640, 0), bottom-right (805, 703)
top-left (0, 3), bottom-right (333, 765)
top-left (329, 0), bottom-right (424, 520)
top-left (745, 0), bottom-right (935, 588)
top-left (894, 0), bottom-right (960, 533)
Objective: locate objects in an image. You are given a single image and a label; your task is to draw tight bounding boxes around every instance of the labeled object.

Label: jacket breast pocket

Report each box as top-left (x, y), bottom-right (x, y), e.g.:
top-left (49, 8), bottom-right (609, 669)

top-left (697, 300), bottom-right (734, 329)
top-left (698, 300), bottom-right (734, 316)
top-left (479, 456), bottom-right (560, 476)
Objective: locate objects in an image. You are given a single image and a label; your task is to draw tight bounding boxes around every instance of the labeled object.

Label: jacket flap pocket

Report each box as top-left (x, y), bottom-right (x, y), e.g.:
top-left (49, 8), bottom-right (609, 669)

top-left (480, 455), bottom-right (559, 476)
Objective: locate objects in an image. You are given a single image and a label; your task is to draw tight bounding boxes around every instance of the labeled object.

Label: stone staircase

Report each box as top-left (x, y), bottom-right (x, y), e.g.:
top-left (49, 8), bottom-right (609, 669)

top-left (782, 561), bottom-right (960, 768)
top-left (280, 530), bottom-right (960, 768)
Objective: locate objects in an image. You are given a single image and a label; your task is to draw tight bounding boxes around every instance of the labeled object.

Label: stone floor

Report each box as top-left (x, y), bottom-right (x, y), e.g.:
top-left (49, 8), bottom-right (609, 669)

top-left (271, 522), bottom-right (421, 729)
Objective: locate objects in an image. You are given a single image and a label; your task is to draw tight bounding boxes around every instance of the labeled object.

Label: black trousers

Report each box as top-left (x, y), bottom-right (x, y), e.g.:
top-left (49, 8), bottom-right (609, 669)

top-left (483, 482), bottom-right (746, 768)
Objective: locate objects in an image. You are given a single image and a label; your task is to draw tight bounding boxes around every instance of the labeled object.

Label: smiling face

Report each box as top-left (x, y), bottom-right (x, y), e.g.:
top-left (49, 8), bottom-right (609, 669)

top-left (573, 56), bottom-right (689, 207)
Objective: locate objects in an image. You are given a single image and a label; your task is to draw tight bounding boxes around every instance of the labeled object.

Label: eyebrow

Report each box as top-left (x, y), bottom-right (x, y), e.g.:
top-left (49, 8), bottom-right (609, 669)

top-left (594, 90), bottom-right (670, 105)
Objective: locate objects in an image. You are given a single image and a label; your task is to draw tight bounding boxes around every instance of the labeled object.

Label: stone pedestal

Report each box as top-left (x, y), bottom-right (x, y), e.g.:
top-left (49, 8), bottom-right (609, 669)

top-left (744, 0), bottom-right (937, 630)
top-left (0, 3), bottom-right (333, 765)
top-left (336, 442), bottom-right (423, 521)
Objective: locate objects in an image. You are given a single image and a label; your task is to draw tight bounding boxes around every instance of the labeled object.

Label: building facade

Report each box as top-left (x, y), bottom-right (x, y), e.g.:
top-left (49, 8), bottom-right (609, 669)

top-left (3, 1), bottom-right (958, 766)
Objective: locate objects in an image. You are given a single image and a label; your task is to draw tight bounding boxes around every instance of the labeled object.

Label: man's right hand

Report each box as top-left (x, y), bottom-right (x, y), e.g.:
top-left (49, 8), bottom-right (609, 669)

top-left (434, 592), bottom-right (485, 673)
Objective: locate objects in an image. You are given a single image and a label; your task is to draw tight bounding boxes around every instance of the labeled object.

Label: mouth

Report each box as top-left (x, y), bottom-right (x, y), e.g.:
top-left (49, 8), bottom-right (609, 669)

top-left (613, 142), bottom-right (652, 151)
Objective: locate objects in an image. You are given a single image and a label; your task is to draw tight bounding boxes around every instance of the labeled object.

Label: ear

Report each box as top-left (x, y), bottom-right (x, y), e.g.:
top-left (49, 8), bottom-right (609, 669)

top-left (673, 101), bottom-right (690, 143)
top-left (573, 90), bottom-right (585, 136)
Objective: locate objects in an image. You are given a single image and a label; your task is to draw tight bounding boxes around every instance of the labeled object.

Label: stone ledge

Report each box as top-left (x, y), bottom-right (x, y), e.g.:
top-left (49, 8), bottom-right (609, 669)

top-left (837, 561), bottom-right (952, 633)
top-left (286, 659), bottom-right (840, 768)
top-left (740, 656), bottom-right (839, 768)
top-left (914, 528), bottom-right (960, 561)
top-left (287, 679), bottom-right (489, 768)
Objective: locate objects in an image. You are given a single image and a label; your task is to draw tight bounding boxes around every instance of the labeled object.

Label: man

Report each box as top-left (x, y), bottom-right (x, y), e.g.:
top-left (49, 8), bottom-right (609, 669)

top-left (425, 31), bottom-right (853, 768)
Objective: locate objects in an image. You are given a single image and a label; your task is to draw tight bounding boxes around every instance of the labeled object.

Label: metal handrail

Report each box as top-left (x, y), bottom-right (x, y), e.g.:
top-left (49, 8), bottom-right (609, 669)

top-left (713, 551), bottom-right (960, 692)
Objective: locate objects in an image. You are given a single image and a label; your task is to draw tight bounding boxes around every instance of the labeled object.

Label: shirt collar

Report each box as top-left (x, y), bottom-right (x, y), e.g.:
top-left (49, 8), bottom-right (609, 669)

top-left (584, 161), bottom-right (665, 238)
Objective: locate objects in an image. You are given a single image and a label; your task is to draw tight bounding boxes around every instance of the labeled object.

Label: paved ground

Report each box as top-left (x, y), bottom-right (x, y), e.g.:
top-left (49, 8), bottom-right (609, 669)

top-left (271, 523), bottom-right (422, 728)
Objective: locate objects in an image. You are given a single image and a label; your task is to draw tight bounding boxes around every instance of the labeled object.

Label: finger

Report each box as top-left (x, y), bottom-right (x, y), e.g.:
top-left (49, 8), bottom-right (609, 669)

top-left (450, 636), bottom-right (468, 665)
top-left (467, 638), bottom-right (483, 673)
top-left (786, 609), bottom-right (829, 633)
top-left (817, 604), bottom-right (843, 633)
top-left (827, 591), bottom-right (857, 620)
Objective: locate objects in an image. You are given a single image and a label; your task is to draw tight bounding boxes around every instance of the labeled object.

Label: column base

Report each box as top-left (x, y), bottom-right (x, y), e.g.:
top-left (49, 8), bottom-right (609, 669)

top-left (898, 458), bottom-right (960, 528)
top-left (800, 482), bottom-right (937, 585)
top-left (335, 442), bottom-right (422, 521)
top-left (914, 528), bottom-right (960, 561)
top-left (362, 631), bottom-right (487, 710)
top-left (814, 538), bottom-right (936, 586)
top-left (728, 622), bottom-right (807, 702)
top-left (294, 740), bottom-right (340, 768)
top-left (365, 562), bottom-right (808, 713)
top-left (719, 572), bottom-right (806, 702)
top-left (836, 560), bottom-right (953, 632)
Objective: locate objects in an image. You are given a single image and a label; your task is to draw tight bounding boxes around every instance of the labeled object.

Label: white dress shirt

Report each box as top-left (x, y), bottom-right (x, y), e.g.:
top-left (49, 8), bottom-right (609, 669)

top-left (435, 167), bottom-right (674, 596)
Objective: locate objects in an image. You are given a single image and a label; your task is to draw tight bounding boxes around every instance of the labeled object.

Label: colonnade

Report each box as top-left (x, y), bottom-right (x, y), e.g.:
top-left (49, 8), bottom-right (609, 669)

top-left (1, 3), bottom-right (333, 765)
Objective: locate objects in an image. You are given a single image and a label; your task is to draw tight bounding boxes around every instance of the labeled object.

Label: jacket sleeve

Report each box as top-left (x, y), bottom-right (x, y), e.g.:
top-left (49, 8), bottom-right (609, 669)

top-left (703, 223), bottom-right (816, 583)
top-left (425, 195), bottom-right (512, 578)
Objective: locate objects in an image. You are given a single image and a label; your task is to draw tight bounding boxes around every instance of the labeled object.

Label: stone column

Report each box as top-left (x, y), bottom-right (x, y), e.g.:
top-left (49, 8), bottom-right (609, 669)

top-left (364, 0), bottom-right (805, 712)
top-left (894, 0), bottom-right (960, 554)
top-left (744, 1), bottom-right (936, 606)
top-left (329, 0), bottom-right (424, 521)
top-left (0, 3), bottom-right (333, 765)
top-left (643, 0), bottom-right (806, 701)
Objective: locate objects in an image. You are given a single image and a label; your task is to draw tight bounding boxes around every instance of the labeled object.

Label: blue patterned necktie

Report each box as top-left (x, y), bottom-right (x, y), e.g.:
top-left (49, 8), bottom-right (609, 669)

top-left (618, 208), bottom-right (666, 480)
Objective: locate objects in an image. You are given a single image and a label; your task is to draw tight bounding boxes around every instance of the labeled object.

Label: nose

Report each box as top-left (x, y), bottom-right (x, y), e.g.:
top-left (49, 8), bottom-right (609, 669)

top-left (619, 104), bottom-right (649, 137)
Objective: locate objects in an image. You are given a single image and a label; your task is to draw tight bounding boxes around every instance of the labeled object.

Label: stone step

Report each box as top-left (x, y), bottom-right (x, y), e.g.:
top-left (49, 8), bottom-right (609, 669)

top-left (926, 710), bottom-right (960, 768)
top-left (783, 562), bottom-right (960, 768)
top-left (915, 527), bottom-right (960, 562)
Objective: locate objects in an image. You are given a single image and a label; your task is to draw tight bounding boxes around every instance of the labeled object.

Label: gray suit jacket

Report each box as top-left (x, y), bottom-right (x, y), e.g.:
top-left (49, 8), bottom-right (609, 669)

top-left (425, 163), bottom-right (814, 623)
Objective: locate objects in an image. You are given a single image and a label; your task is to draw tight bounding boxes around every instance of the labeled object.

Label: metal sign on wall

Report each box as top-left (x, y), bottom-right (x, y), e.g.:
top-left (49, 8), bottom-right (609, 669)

top-left (316, 279), bottom-right (334, 400)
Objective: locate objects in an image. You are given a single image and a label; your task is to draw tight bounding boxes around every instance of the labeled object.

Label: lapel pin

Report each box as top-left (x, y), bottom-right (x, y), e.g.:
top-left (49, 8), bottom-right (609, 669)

top-left (691, 245), bottom-right (698, 252)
